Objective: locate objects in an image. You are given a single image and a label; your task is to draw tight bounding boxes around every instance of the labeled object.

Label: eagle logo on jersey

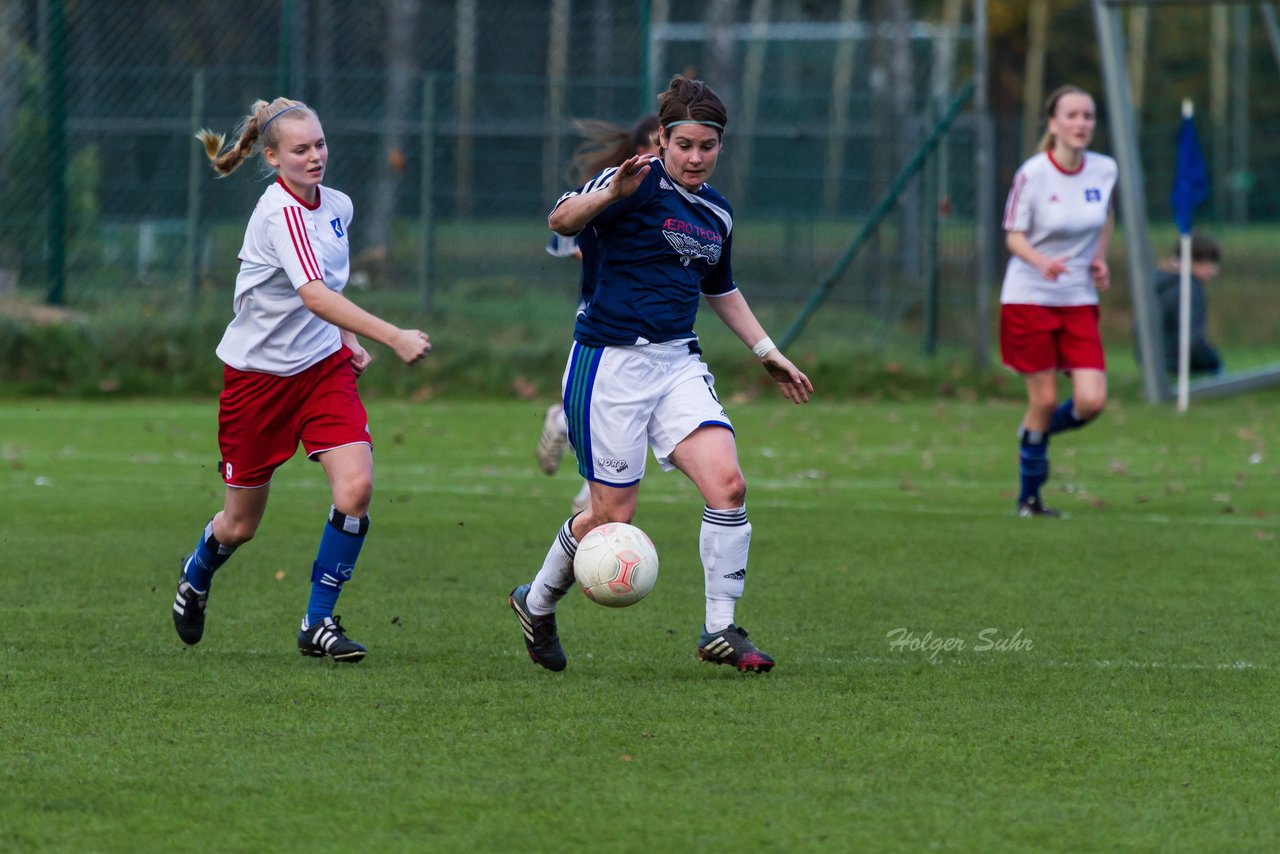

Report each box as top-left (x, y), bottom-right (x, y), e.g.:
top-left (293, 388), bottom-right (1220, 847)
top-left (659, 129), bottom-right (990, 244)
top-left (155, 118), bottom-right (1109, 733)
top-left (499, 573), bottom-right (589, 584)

top-left (663, 230), bottom-right (722, 267)
top-left (330, 217), bottom-right (345, 238)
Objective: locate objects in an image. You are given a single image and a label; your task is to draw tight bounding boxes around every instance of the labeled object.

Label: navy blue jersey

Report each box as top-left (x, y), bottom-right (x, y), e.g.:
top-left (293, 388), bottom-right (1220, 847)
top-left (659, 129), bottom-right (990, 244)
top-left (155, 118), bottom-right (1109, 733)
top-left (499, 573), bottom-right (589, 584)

top-left (550, 160), bottom-right (737, 346)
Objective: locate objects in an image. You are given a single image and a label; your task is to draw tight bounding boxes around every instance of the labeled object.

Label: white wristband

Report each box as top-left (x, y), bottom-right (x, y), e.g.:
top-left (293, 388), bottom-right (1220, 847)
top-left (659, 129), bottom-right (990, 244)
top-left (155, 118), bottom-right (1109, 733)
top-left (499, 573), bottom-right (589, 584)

top-left (751, 336), bottom-right (777, 359)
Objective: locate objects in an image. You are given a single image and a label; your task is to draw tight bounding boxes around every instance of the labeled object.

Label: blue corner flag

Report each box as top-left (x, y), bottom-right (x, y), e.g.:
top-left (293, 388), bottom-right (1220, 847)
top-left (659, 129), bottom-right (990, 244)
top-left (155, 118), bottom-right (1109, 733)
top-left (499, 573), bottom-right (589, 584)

top-left (1170, 113), bottom-right (1208, 235)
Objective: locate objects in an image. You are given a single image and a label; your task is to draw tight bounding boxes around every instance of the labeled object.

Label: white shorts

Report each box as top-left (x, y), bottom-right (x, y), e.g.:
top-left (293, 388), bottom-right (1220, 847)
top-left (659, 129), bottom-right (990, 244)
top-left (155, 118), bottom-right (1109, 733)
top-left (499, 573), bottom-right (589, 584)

top-left (561, 340), bottom-right (733, 486)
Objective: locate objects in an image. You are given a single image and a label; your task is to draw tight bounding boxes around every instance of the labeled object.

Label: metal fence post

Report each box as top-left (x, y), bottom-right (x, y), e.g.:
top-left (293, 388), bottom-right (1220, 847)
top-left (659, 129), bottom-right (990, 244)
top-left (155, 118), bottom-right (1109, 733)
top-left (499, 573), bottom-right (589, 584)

top-left (418, 72), bottom-right (437, 314)
top-left (1093, 0), bottom-right (1166, 403)
top-left (923, 101), bottom-right (940, 357)
top-left (186, 67), bottom-right (205, 293)
top-left (45, 0), bottom-right (66, 305)
top-left (972, 0), bottom-right (993, 369)
top-left (277, 0), bottom-right (293, 97)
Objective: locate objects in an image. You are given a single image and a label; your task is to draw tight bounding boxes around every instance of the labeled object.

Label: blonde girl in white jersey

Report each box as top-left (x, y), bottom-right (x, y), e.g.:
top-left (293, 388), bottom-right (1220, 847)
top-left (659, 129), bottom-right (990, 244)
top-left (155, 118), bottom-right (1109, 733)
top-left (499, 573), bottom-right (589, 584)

top-left (1000, 85), bottom-right (1117, 518)
top-left (171, 98), bottom-right (431, 661)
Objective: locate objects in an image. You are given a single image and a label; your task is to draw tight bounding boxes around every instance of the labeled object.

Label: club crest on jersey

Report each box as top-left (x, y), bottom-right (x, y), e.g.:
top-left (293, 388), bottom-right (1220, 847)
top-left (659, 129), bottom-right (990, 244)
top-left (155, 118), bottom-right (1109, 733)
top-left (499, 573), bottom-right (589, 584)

top-left (330, 217), bottom-right (345, 237)
top-left (1084, 188), bottom-right (1102, 202)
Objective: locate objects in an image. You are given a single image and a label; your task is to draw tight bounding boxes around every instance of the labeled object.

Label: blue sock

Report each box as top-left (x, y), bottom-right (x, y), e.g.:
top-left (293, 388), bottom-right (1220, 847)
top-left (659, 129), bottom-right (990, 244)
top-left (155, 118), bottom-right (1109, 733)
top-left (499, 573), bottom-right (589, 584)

top-left (305, 506), bottom-right (368, 628)
top-left (1048, 399), bottom-right (1089, 435)
top-left (183, 520), bottom-right (235, 593)
top-left (1018, 429), bottom-right (1050, 503)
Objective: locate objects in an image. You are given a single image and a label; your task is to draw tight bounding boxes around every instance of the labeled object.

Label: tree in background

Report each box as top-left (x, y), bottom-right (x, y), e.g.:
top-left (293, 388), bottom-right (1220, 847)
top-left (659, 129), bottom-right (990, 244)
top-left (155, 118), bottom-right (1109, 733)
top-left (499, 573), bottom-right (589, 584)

top-left (361, 0), bottom-right (423, 285)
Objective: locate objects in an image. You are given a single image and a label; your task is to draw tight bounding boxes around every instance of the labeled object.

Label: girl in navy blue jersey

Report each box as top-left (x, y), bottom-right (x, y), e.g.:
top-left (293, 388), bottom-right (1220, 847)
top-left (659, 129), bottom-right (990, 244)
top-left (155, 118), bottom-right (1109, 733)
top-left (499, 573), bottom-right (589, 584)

top-left (510, 75), bottom-right (813, 674)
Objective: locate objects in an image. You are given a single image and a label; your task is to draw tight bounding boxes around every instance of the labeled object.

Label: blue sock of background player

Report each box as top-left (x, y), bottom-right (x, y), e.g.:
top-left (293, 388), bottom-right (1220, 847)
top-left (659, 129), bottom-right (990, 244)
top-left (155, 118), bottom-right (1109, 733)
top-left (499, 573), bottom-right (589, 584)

top-left (305, 506), bottom-right (368, 628)
top-left (1048, 397), bottom-right (1091, 434)
top-left (1018, 428), bottom-right (1050, 504)
top-left (182, 519), bottom-right (236, 593)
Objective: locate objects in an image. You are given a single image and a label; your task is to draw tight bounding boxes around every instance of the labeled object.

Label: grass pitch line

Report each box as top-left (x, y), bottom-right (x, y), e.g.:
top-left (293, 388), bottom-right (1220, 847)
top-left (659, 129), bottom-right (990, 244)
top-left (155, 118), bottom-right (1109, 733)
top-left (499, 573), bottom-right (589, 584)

top-left (16, 469), bottom-right (1276, 531)
top-left (835, 654), bottom-right (1275, 672)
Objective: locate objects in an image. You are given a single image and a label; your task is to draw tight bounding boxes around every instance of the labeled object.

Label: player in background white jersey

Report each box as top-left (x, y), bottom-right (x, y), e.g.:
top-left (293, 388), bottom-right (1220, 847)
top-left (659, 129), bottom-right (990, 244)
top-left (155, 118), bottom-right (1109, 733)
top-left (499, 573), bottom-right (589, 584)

top-left (171, 97), bottom-right (431, 661)
top-left (1000, 85), bottom-right (1117, 518)
top-left (536, 114), bottom-right (660, 516)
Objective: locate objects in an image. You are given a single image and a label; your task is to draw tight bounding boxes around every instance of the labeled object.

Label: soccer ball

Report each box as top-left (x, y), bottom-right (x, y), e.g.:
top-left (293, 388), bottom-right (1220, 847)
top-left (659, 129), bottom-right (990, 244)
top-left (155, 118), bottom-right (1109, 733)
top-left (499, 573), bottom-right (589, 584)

top-left (573, 522), bottom-right (659, 607)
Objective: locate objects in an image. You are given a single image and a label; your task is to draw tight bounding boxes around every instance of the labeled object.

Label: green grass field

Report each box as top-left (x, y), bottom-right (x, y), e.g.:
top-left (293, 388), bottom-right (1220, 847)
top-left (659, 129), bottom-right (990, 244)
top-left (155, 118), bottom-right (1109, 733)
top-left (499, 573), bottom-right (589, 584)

top-left (2, 395), bottom-right (1278, 851)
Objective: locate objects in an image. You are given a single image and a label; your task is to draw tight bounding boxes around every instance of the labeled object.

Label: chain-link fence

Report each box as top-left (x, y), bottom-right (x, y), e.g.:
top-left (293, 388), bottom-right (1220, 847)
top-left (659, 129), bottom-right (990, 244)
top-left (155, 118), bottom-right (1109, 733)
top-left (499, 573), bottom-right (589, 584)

top-left (6, 0), bottom-right (986, 360)
top-left (7, 0), bottom-right (1280, 373)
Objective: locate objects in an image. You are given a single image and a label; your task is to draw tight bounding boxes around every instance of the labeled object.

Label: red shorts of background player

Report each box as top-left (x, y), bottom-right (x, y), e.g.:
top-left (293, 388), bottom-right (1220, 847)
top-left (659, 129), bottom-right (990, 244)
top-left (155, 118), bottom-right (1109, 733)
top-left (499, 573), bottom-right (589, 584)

top-left (217, 346), bottom-right (371, 488)
top-left (1000, 304), bottom-right (1106, 374)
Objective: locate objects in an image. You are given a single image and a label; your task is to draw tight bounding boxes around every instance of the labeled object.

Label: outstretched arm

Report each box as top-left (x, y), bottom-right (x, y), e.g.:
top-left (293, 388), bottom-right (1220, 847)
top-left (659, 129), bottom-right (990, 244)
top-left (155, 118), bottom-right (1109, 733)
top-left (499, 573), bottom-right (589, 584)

top-left (299, 281), bottom-right (431, 365)
top-left (547, 154), bottom-right (652, 236)
top-left (705, 290), bottom-right (813, 404)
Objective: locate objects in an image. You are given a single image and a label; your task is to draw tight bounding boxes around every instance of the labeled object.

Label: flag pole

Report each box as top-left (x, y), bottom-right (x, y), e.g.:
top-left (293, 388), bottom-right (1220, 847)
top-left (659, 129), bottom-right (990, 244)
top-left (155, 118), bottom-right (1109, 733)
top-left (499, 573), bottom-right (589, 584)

top-left (1176, 98), bottom-right (1193, 413)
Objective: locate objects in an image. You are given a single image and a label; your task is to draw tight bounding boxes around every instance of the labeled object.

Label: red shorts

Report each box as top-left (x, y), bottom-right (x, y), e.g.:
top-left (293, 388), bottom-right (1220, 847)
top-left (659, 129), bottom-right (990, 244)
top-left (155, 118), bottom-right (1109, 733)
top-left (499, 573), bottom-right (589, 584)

top-left (218, 346), bottom-right (370, 487)
top-left (1000, 304), bottom-right (1106, 374)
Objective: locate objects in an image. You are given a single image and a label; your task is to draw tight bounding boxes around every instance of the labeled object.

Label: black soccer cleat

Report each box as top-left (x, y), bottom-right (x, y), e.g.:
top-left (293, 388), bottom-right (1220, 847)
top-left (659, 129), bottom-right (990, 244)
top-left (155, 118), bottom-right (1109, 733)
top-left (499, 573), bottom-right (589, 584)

top-left (298, 616), bottom-right (367, 663)
top-left (698, 624), bottom-right (775, 673)
top-left (509, 583), bottom-right (567, 672)
top-left (1017, 496), bottom-right (1062, 518)
top-left (172, 560), bottom-right (208, 646)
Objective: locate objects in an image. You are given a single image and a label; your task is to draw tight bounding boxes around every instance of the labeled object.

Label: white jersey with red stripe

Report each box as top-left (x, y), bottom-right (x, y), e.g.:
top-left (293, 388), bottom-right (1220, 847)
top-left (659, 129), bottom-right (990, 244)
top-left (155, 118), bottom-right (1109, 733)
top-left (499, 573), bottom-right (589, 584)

top-left (215, 178), bottom-right (353, 375)
top-left (1000, 150), bottom-right (1116, 307)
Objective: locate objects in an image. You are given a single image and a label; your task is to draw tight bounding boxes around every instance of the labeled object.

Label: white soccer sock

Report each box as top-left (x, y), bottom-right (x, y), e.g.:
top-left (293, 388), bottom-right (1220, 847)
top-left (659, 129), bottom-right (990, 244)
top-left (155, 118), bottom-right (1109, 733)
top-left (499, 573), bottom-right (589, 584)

top-left (700, 506), bottom-right (750, 633)
top-left (526, 517), bottom-right (579, 616)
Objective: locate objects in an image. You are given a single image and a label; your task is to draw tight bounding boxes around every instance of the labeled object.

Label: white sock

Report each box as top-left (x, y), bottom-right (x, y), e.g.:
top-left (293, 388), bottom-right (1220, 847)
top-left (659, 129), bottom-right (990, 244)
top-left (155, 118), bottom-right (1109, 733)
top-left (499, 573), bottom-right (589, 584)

top-left (526, 517), bottom-right (579, 616)
top-left (700, 506), bottom-right (750, 632)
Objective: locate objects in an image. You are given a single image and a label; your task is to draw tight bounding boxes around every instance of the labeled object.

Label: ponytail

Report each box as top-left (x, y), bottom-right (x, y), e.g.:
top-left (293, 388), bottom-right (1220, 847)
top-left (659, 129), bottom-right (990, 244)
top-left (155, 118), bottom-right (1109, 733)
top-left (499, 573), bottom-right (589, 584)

top-left (195, 98), bottom-right (314, 177)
